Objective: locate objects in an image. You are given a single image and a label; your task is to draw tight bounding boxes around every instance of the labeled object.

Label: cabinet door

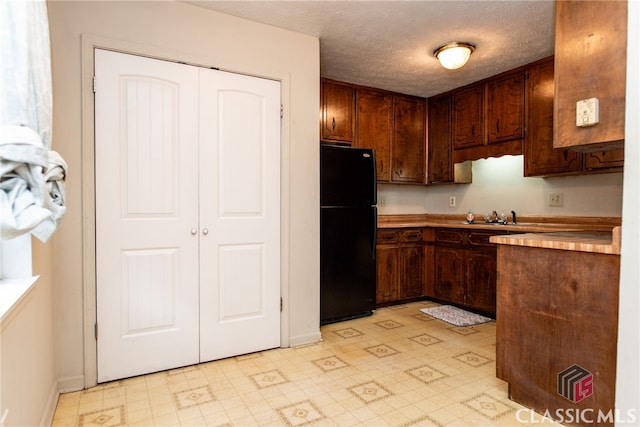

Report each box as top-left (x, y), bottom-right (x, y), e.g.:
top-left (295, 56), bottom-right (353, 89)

top-left (427, 93), bottom-right (453, 184)
top-left (465, 249), bottom-right (497, 314)
top-left (321, 79), bottom-right (355, 143)
top-left (433, 246), bottom-right (465, 304)
top-left (376, 245), bottom-right (399, 303)
top-left (392, 95), bottom-right (426, 183)
top-left (452, 83), bottom-right (484, 149)
top-left (584, 149), bottom-right (624, 171)
top-left (486, 70), bottom-right (525, 144)
top-left (356, 88), bottom-right (393, 181)
top-left (399, 244), bottom-right (424, 299)
top-left (524, 58), bottom-right (582, 177)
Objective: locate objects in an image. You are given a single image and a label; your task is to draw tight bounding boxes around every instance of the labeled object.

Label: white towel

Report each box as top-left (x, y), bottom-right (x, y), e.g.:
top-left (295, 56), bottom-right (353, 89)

top-left (32, 150), bottom-right (68, 241)
top-left (0, 126), bottom-right (67, 242)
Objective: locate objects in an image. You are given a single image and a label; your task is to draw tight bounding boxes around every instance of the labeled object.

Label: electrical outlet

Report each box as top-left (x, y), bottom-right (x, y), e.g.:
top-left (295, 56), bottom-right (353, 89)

top-left (449, 196), bottom-right (456, 207)
top-left (380, 196), bottom-right (387, 207)
top-left (548, 192), bottom-right (563, 207)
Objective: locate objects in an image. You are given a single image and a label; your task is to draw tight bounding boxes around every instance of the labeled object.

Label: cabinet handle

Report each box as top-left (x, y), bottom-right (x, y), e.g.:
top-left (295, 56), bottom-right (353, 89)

top-left (190, 228), bottom-right (197, 235)
top-left (202, 228), bottom-right (209, 235)
top-left (471, 124), bottom-right (475, 137)
top-left (496, 118), bottom-right (500, 133)
top-left (332, 117), bottom-right (336, 131)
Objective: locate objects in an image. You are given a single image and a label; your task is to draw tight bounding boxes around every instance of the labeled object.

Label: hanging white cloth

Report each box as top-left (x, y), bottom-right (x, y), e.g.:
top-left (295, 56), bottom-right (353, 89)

top-left (0, 0), bottom-right (67, 242)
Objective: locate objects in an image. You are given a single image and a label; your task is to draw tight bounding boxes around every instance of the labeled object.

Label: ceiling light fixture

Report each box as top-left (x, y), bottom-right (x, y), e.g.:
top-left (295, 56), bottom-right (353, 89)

top-left (433, 42), bottom-right (476, 70)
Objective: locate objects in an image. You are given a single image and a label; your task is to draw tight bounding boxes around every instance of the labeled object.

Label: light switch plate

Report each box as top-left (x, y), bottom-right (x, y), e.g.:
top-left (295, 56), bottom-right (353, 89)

top-left (576, 98), bottom-right (599, 127)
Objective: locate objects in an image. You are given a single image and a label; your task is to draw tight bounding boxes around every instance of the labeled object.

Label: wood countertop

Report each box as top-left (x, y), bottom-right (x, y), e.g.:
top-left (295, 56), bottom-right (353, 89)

top-left (378, 213), bottom-right (620, 233)
top-left (489, 226), bottom-right (621, 255)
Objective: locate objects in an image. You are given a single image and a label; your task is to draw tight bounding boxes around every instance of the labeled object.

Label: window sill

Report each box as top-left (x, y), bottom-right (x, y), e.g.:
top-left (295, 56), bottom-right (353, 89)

top-left (0, 276), bottom-right (40, 326)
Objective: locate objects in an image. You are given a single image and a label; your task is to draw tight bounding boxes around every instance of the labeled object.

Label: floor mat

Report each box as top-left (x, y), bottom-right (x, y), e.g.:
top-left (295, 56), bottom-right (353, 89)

top-left (420, 305), bottom-right (492, 327)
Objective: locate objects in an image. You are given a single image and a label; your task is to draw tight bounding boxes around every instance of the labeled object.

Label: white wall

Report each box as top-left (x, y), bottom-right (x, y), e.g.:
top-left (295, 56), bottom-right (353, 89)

top-left (47, 0), bottom-right (320, 389)
top-left (378, 155), bottom-right (623, 218)
top-left (0, 240), bottom-right (58, 427)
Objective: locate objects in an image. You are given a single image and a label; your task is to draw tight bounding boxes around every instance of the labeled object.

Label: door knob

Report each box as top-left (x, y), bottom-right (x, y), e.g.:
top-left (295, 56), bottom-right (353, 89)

top-left (202, 228), bottom-right (209, 235)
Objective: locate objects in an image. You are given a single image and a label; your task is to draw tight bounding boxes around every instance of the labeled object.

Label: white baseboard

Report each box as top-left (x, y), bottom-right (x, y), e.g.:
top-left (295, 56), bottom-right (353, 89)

top-left (288, 330), bottom-right (322, 347)
top-left (39, 381), bottom-right (60, 427)
top-left (57, 375), bottom-right (85, 393)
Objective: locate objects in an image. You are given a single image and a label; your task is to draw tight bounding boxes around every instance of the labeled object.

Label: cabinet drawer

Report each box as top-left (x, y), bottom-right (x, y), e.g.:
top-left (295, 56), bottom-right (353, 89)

top-left (400, 229), bottom-right (423, 242)
top-left (377, 230), bottom-right (399, 244)
top-left (467, 231), bottom-right (500, 246)
top-left (435, 229), bottom-right (465, 244)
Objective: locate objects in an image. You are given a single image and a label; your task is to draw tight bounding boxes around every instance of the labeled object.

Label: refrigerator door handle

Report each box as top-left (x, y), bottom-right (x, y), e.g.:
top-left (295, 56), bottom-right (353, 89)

top-left (371, 207), bottom-right (377, 260)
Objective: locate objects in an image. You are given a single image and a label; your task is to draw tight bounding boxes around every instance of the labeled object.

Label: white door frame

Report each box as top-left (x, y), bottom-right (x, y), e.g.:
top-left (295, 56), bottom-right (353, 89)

top-left (80, 34), bottom-right (291, 389)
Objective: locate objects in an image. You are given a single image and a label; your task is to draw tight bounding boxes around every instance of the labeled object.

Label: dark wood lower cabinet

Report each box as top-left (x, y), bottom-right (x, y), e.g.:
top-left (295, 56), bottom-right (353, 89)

top-left (429, 228), bottom-right (499, 315)
top-left (376, 226), bottom-right (498, 313)
top-left (464, 249), bottom-right (496, 313)
top-left (433, 246), bottom-right (465, 304)
top-left (376, 228), bottom-right (424, 305)
top-left (376, 245), bottom-right (399, 303)
top-left (399, 244), bottom-right (424, 299)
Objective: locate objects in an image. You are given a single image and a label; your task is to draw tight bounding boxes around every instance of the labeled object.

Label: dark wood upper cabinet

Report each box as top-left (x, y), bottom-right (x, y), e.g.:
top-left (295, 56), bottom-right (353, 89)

top-left (450, 70), bottom-right (524, 163)
top-left (452, 82), bottom-right (484, 150)
top-left (524, 57), bottom-right (582, 176)
top-left (524, 56), bottom-right (623, 177)
top-left (553, 0), bottom-right (626, 152)
top-left (355, 88), bottom-right (393, 181)
top-left (322, 79), bottom-right (425, 184)
top-left (584, 149), bottom-right (624, 171)
top-left (392, 95), bottom-right (426, 184)
top-left (427, 93), bottom-right (453, 184)
top-left (320, 79), bottom-right (355, 144)
top-left (486, 70), bottom-right (525, 145)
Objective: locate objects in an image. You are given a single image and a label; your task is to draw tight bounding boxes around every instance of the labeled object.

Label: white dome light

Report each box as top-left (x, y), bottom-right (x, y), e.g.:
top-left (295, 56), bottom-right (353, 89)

top-left (434, 42), bottom-right (476, 70)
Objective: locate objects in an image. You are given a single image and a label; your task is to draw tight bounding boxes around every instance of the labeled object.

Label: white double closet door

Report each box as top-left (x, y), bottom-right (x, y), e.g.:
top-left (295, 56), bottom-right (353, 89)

top-left (94, 49), bottom-right (281, 383)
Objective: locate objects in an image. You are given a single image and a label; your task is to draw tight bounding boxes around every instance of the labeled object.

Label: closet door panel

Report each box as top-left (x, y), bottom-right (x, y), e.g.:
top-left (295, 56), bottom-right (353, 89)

top-left (95, 49), bottom-right (200, 383)
top-left (198, 69), bottom-right (282, 362)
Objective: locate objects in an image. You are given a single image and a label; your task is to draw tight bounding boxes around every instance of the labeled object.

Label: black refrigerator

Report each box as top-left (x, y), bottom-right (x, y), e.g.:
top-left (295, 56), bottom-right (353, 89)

top-left (320, 144), bottom-right (377, 324)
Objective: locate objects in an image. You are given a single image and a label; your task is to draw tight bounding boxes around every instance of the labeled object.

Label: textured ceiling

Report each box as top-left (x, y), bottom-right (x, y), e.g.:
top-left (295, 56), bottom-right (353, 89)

top-left (186, 1), bottom-right (555, 98)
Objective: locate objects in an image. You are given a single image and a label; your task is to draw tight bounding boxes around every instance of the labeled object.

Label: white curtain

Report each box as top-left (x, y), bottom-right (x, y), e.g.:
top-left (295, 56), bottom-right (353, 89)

top-left (0, 0), bottom-right (67, 242)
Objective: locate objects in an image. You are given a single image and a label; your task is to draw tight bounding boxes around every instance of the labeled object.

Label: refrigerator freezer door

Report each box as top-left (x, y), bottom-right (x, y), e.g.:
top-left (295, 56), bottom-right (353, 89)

top-left (320, 144), bottom-right (376, 207)
top-left (320, 206), bottom-right (377, 324)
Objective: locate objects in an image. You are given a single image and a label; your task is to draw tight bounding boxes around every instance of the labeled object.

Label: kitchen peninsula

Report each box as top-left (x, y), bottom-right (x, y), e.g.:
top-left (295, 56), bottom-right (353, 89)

top-left (491, 228), bottom-right (621, 426)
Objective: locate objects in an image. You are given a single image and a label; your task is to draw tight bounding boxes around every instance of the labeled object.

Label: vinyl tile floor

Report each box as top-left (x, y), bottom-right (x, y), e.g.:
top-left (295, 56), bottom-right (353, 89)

top-left (52, 301), bottom-right (561, 426)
